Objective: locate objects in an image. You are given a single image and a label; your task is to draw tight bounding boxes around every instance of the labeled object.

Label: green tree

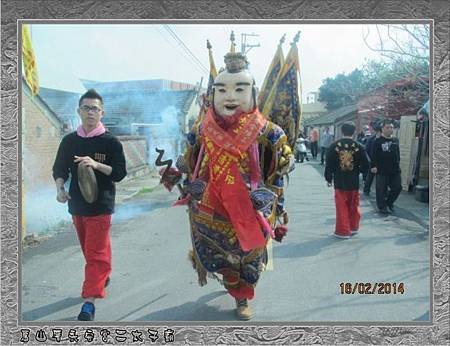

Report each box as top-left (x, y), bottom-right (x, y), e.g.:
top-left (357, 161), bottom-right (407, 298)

top-left (318, 58), bottom-right (428, 111)
top-left (319, 24), bottom-right (429, 111)
top-left (318, 69), bottom-right (366, 110)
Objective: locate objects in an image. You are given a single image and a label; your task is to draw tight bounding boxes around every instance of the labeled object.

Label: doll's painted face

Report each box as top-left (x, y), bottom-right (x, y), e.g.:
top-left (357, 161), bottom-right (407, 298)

top-left (213, 70), bottom-right (254, 117)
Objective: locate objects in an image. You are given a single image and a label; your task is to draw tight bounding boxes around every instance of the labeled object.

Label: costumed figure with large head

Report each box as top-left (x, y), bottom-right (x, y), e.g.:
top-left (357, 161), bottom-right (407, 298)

top-left (157, 50), bottom-right (294, 320)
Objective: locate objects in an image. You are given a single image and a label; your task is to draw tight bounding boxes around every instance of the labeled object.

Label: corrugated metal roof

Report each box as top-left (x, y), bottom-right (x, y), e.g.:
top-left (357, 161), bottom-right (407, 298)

top-left (303, 103), bottom-right (358, 126)
top-left (81, 79), bottom-right (166, 93)
top-left (81, 79), bottom-right (196, 93)
top-left (39, 87), bottom-right (81, 119)
top-left (39, 83), bottom-right (198, 134)
top-left (102, 89), bottom-right (197, 123)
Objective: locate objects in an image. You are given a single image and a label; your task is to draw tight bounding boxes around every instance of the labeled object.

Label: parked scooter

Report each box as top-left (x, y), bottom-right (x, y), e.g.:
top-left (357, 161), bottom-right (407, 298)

top-left (295, 137), bottom-right (309, 163)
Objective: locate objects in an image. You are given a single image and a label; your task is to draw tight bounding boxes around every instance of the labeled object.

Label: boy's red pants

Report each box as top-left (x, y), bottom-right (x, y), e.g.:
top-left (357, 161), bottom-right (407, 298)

top-left (72, 215), bottom-right (112, 299)
top-left (334, 189), bottom-right (361, 236)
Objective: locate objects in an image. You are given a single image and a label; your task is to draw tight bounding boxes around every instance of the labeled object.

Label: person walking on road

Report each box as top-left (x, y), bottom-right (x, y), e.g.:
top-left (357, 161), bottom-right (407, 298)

top-left (363, 122), bottom-right (381, 196)
top-left (319, 127), bottom-right (334, 165)
top-left (370, 119), bottom-right (402, 215)
top-left (309, 127), bottom-right (319, 159)
top-left (52, 89), bottom-right (127, 321)
top-left (325, 122), bottom-right (369, 238)
top-left (295, 132), bottom-right (309, 163)
top-left (356, 125), bottom-right (371, 145)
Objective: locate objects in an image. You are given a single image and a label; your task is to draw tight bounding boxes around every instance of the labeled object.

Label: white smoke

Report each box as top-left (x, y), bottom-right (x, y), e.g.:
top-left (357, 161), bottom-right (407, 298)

top-left (21, 144), bottom-right (71, 235)
top-left (23, 186), bottom-right (71, 235)
top-left (139, 106), bottom-right (183, 166)
top-left (147, 105), bottom-right (184, 166)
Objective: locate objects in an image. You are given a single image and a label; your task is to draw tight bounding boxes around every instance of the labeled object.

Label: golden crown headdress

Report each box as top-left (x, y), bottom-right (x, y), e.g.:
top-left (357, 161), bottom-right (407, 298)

top-left (223, 52), bottom-right (249, 73)
top-left (214, 31), bottom-right (250, 74)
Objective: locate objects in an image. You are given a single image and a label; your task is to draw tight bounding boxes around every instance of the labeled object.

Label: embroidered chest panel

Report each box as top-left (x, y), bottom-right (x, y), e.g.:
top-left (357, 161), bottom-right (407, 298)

top-left (334, 141), bottom-right (359, 172)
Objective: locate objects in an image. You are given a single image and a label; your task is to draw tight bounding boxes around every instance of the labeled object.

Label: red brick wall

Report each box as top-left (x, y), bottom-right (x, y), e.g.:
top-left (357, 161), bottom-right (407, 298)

top-left (22, 90), bottom-right (64, 190)
top-left (118, 136), bottom-right (149, 176)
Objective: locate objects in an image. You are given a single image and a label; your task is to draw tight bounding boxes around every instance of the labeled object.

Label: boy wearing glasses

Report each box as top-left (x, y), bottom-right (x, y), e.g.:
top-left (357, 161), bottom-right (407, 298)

top-left (52, 89), bottom-right (127, 321)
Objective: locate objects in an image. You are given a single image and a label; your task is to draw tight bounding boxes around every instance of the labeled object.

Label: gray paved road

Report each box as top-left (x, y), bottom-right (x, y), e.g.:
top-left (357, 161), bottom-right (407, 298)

top-left (22, 161), bottom-right (430, 322)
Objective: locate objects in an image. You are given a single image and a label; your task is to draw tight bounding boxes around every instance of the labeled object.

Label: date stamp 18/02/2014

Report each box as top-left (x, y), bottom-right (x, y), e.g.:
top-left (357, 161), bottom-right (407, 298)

top-left (340, 282), bottom-right (405, 295)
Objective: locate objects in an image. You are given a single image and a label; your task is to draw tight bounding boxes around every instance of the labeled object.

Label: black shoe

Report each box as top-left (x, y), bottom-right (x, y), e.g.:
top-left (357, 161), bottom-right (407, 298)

top-left (105, 277), bottom-right (110, 288)
top-left (387, 204), bottom-right (395, 212)
top-left (77, 302), bottom-right (95, 321)
top-left (378, 208), bottom-right (390, 215)
top-left (363, 191), bottom-right (370, 196)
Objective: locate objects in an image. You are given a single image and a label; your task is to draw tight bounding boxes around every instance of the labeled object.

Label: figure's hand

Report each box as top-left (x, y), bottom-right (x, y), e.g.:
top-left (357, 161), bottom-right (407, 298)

top-left (327, 182), bottom-right (332, 187)
top-left (56, 188), bottom-right (71, 203)
top-left (74, 156), bottom-right (99, 170)
top-left (371, 167), bottom-right (377, 174)
top-left (278, 155), bottom-right (295, 175)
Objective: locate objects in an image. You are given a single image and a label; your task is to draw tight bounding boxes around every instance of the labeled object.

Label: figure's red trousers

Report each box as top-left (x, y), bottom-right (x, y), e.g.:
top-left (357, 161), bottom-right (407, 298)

top-left (334, 189), bottom-right (361, 236)
top-left (72, 215), bottom-right (112, 299)
top-left (226, 281), bottom-right (255, 300)
top-left (221, 269), bottom-right (256, 300)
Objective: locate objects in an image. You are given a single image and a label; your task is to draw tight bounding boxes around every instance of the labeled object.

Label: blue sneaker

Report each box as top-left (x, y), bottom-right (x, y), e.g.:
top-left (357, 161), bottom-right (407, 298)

top-left (77, 302), bottom-right (95, 321)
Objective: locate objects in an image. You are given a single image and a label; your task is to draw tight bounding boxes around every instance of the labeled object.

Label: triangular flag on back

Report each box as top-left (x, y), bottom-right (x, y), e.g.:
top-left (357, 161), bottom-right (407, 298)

top-left (262, 32), bottom-right (302, 148)
top-left (22, 24), bottom-right (39, 96)
top-left (206, 39), bottom-right (218, 103)
top-left (258, 34), bottom-right (285, 115)
top-left (193, 40), bottom-right (218, 132)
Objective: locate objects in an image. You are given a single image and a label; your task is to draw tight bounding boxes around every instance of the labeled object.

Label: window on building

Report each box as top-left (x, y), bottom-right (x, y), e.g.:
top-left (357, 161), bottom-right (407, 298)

top-left (36, 126), bottom-right (42, 138)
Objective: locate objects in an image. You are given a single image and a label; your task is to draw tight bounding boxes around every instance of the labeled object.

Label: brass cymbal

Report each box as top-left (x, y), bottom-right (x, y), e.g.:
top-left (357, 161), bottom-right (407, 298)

top-left (77, 164), bottom-right (98, 204)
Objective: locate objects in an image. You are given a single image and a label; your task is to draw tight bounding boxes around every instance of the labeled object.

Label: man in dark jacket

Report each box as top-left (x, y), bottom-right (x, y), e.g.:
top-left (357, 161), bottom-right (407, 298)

top-left (53, 89), bottom-right (127, 321)
top-left (363, 124), bottom-right (382, 195)
top-left (370, 119), bottom-right (402, 215)
top-left (325, 122), bottom-right (369, 238)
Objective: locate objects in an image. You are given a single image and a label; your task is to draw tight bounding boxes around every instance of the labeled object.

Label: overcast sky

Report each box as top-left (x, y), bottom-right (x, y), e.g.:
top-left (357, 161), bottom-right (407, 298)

top-left (30, 23), bottom-right (421, 102)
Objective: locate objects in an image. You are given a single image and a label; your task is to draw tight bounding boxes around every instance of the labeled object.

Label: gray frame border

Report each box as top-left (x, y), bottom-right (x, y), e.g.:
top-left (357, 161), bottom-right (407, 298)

top-left (2, 1), bottom-right (449, 345)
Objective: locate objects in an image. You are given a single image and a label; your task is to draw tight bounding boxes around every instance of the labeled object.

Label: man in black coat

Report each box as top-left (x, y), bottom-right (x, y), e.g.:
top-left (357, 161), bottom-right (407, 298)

top-left (370, 119), bottom-right (402, 215)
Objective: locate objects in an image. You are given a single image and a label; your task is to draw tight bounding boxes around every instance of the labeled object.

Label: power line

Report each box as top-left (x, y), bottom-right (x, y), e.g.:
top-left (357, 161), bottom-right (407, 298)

top-left (157, 26), bottom-right (207, 76)
top-left (165, 26), bottom-right (207, 70)
top-left (156, 27), bottom-right (192, 66)
top-left (164, 25), bottom-right (208, 74)
top-left (163, 25), bottom-right (209, 75)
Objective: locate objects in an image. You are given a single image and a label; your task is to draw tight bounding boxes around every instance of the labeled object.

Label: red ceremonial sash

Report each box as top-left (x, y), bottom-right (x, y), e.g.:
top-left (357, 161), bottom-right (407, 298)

top-left (202, 108), bottom-right (267, 251)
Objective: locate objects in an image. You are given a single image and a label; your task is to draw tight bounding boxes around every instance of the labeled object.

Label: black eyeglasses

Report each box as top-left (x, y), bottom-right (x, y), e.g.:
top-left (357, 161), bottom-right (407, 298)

top-left (80, 105), bottom-right (103, 113)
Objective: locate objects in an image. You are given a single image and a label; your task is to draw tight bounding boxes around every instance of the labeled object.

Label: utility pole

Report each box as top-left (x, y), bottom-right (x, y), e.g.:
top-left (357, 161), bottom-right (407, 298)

top-left (240, 33), bottom-right (260, 54)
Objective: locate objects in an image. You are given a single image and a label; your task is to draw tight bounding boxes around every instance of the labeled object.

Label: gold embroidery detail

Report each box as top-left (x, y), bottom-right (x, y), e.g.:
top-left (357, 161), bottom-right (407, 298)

top-left (94, 153), bottom-right (106, 163)
top-left (225, 174), bottom-right (235, 185)
top-left (339, 150), bottom-right (354, 171)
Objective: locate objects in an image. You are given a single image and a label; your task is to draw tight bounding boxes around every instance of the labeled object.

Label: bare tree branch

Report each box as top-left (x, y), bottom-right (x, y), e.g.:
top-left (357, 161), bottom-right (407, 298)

top-left (363, 24), bottom-right (429, 61)
top-left (389, 24), bottom-right (429, 51)
top-left (386, 25), bottom-right (410, 57)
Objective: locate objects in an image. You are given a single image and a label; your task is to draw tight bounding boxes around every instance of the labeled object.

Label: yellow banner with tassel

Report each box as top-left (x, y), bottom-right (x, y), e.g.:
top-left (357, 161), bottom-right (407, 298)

top-left (22, 24), bottom-right (39, 96)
